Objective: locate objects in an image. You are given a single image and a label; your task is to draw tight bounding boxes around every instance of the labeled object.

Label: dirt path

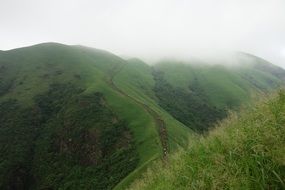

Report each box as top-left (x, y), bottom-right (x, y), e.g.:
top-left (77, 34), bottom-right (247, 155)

top-left (107, 64), bottom-right (169, 159)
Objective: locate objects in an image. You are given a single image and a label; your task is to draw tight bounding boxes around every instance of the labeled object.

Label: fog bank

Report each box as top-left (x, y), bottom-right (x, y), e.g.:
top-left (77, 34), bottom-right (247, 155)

top-left (0, 0), bottom-right (285, 67)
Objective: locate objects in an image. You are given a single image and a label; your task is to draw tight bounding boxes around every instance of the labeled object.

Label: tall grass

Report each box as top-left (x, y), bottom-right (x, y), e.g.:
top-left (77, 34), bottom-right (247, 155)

top-left (129, 91), bottom-right (285, 190)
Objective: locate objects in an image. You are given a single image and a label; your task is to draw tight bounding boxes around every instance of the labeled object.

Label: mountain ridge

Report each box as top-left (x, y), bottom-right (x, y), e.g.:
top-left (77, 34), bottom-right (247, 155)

top-left (0, 43), bottom-right (284, 189)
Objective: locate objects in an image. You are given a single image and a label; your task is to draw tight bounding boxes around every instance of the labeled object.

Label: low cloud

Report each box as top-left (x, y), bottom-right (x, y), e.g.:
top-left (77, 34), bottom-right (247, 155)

top-left (0, 0), bottom-right (285, 67)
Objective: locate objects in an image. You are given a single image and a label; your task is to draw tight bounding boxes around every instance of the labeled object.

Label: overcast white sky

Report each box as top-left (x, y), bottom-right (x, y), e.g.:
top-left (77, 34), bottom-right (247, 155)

top-left (1, 0), bottom-right (285, 67)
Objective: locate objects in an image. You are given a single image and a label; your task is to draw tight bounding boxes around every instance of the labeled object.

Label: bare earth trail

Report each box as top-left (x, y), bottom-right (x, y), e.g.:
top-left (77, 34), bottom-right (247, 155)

top-left (107, 63), bottom-right (169, 159)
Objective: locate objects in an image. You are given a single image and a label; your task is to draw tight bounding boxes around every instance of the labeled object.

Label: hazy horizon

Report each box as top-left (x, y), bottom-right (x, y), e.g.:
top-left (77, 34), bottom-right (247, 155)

top-left (1, 0), bottom-right (285, 67)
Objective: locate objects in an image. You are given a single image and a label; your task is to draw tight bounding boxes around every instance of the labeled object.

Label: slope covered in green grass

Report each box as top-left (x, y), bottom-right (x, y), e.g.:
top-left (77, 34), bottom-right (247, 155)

top-left (114, 54), bottom-right (285, 187)
top-left (150, 55), bottom-right (285, 131)
top-left (113, 54), bottom-right (285, 133)
top-left (0, 43), bottom-right (171, 189)
top-left (0, 43), bottom-right (284, 189)
top-left (106, 52), bottom-right (285, 188)
top-left (0, 43), bottom-right (162, 163)
top-left (113, 58), bottom-right (192, 151)
top-left (113, 58), bottom-right (194, 189)
top-left (129, 91), bottom-right (285, 190)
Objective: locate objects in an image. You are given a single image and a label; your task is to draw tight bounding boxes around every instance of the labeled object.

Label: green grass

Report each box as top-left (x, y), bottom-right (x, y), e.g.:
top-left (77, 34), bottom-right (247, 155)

top-left (0, 43), bottom-right (165, 189)
top-left (154, 58), bottom-right (285, 109)
top-left (110, 55), bottom-right (285, 188)
top-left (1, 43), bottom-right (285, 189)
top-left (112, 59), bottom-right (194, 189)
top-left (96, 83), bottom-right (161, 165)
top-left (0, 84), bottom-right (141, 189)
top-left (129, 91), bottom-right (285, 190)
top-left (1, 43), bottom-right (195, 189)
top-left (0, 43), bottom-right (163, 165)
top-left (113, 58), bottom-right (192, 149)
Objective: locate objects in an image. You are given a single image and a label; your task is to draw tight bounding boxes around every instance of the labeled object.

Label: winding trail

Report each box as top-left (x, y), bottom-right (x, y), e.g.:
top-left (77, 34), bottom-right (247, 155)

top-left (107, 63), bottom-right (169, 159)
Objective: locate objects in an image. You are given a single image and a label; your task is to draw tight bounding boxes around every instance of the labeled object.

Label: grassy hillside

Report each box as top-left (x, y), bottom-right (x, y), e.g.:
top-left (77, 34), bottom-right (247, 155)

top-left (0, 43), bottom-right (174, 189)
top-left (113, 58), bottom-right (194, 190)
top-left (113, 55), bottom-right (285, 133)
top-left (113, 58), bottom-right (192, 151)
top-left (129, 91), bottom-right (285, 190)
top-left (155, 55), bottom-right (284, 109)
top-left (111, 54), bottom-right (285, 188)
top-left (151, 56), bottom-right (285, 131)
top-left (1, 43), bottom-right (284, 189)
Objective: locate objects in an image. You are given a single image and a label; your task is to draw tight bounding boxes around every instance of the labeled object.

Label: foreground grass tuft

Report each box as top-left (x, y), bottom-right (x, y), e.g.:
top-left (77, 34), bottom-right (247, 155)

top-left (129, 91), bottom-right (285, 190)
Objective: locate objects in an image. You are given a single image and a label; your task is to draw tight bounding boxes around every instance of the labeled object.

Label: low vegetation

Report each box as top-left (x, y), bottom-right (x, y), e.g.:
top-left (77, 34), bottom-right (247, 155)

top-left (153, 69), bottom-right (226, 132)
top-left (129, 91), bottom-right (285, 189)
top-left (0, 83), bottom-right (139, 190)
top-left (1, 43), bottom-right (285, 189)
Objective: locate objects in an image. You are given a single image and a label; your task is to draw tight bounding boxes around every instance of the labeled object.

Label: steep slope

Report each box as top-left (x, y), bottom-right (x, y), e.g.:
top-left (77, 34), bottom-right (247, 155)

top-left (111, 54), bottom-right (285, 188)
top-left (0, 43), bottom-right (182, 189)
top-left (151, 54), bottom-right (285, 132)
top-left (110, 59), bottom-right (193, 190)
top-left (112, 55), bottom-right (285, 188)
top-left (113, 54), bottom-right (285, 133)
top-left (113, 58), bottom-right (192, 150)
top-left (108, 63), bottom-right (169, 158)
top-left (1, 43), bottom-right (284, 189)
top-left (130, 91), bottom-right (285, 190)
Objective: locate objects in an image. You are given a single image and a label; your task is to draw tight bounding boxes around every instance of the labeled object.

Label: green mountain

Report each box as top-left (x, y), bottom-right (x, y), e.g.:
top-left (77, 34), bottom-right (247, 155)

top-left (116, 55), bottom-right (285, 132)
top-left (129, 91), bottom-right (285, 190)
top-left (0, 43), bottom-right (284, 189)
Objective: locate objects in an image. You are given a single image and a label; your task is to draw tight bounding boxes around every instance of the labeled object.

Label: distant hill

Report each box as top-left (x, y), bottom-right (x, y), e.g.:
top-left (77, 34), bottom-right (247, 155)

top-left (115, 53), bottom-right (285, 132)
top-left (0, 43), bottom-right (284, 189)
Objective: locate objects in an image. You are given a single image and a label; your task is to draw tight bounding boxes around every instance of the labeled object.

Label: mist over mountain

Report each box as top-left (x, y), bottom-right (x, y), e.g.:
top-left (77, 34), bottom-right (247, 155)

top-left (1, 0), bottom-right (285, 189)
top-left (0, 43), bottom-right (284, 189)
top-left (1, 0), bottom-right (285, 67)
